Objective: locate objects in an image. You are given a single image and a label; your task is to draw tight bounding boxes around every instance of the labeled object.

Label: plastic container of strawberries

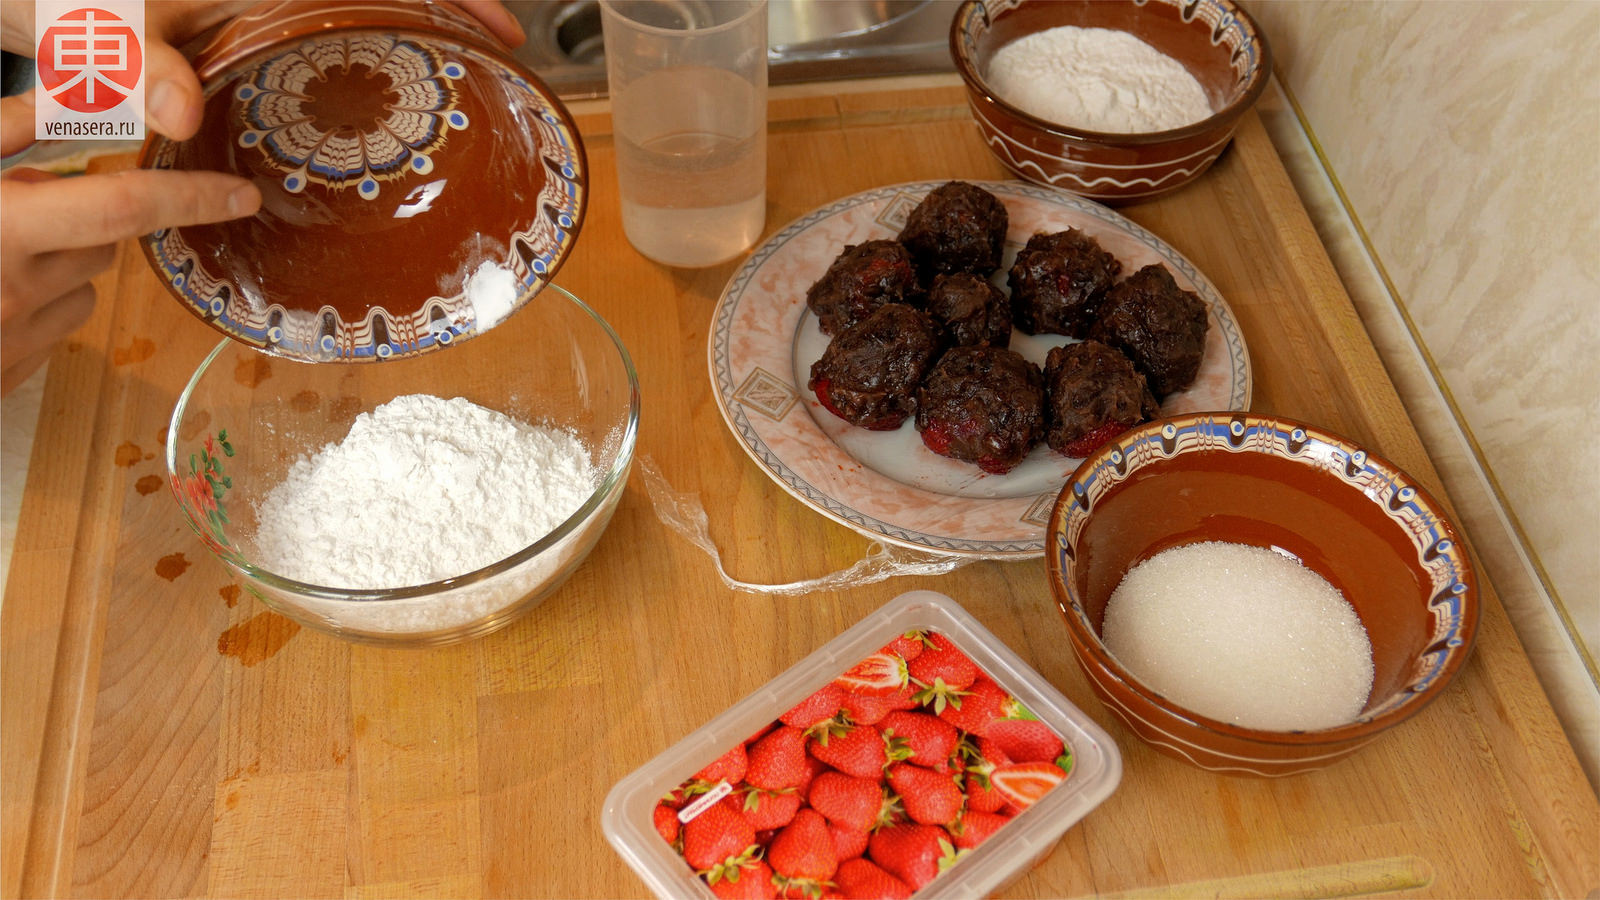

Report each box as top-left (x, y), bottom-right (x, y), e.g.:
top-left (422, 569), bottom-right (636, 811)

top-left (601, 589), bottom-right (1122, 898)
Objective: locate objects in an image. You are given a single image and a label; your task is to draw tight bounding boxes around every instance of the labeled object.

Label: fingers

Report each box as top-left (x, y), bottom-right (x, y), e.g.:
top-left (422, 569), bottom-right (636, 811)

top-left (1, 90), bottom-right (38, 158)
top-left (144, 40), bottom-right (206, 141)
top-left (9, 244), bottom-right (118, 309)
top-left (7, 168), bottom-right (261, 253)
top-left (0, 283), bottom-right (96, 378)
top-left (0, 347), bottom-right (54, 398)
top-left (455, 0), bottom-right (526, 48)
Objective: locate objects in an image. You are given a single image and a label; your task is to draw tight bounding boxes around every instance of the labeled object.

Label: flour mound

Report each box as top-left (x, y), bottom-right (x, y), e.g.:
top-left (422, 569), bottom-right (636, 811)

top-left (254, 394), bottom-right (596, 590)
top-left (986, 26), bottom-right (1213, 134)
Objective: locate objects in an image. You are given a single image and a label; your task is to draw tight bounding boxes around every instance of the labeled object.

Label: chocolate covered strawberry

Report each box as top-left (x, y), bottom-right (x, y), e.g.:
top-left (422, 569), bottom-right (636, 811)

top-left (886, 763), bottom-right (963, 826)
top-left (747, 726), bottom-right (809, 791)
top-left (834, 858), bottom-right (912, 900)
top-left (868, 823), bottom-right (960, 891)
top-left (683, 797), bottom-right (759, 871)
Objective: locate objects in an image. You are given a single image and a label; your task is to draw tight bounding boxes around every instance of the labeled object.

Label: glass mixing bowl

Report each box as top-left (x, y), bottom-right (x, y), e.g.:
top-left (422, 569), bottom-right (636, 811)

top-left (167, 284), bottom-right (639, 646)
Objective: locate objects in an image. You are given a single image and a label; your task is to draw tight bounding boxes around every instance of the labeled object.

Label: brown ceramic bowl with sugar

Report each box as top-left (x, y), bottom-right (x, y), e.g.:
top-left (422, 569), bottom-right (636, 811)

top-left (1045, 413), bottom-right (1480, 776)
top-left (951, 0), bottom-right (1271, 202)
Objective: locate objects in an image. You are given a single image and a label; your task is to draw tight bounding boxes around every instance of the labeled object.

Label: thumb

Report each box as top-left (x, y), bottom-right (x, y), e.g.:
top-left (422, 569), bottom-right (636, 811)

top-left (1, 90), bottom-right (39, 158)
top-left (143, 39), bottom-right (205, 141)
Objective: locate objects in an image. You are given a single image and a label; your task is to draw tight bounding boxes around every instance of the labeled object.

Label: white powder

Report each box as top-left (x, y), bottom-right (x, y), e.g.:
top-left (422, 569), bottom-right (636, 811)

top-left (986, 26), bottom-right (1213, 134)
top-left (1102, 541), bottom-right (1374, 731)
top-left (255, 394), bottom-right (596, 591)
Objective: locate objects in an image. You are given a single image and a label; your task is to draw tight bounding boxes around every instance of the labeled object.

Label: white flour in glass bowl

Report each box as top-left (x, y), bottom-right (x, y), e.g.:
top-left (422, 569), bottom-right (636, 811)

top-left (252, 393), bottom-right (598, 634)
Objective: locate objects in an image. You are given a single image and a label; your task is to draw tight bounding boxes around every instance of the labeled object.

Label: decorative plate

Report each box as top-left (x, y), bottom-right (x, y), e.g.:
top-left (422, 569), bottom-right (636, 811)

top-left (138, 1), bottom-right (587, 362)
top-left (708, 180), bottom-right (1251, 558)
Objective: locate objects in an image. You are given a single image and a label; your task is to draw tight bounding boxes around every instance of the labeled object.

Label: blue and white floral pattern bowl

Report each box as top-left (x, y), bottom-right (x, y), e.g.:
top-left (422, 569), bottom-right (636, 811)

top-left (139, 1), bottom-right (587, 362)
top-left (1045, 413), bottom-right (1480, 776)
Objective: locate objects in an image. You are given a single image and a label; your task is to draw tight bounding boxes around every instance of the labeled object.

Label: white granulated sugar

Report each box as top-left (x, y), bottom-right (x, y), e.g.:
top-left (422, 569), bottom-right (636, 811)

top-left (254, 394), bottom-right (595, 591)
top-left (1102, 541), bottom-right (1374, 731)
top-left (986, 26), bottom-right (1213, 134)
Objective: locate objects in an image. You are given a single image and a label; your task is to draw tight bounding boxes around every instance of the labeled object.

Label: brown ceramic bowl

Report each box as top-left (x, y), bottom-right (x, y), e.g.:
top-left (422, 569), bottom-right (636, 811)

top-left (138, 1), bottom-right (587, 362)
top-left (1045, 414), bottom-right (1480, 776)
top-left (951, 0), bottom-right (1271, 202)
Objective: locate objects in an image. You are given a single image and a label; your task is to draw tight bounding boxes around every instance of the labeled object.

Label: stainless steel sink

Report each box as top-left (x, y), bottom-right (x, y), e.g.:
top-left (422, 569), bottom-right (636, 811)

top-left (506, 0), bottom-right (960, 99)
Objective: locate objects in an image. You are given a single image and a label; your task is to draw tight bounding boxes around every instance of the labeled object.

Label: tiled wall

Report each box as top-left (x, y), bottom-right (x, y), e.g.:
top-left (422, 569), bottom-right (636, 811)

top-left (1237, 0), bottom-right (1598, 778)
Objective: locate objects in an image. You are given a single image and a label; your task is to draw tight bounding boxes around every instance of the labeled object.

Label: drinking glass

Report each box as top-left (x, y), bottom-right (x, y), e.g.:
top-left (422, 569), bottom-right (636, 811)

top-left (601, 0), bottom-right (768, 267)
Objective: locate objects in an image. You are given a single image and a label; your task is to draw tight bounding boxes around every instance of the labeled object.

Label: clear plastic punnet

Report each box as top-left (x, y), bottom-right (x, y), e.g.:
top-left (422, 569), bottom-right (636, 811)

top-left (602, 590), bottom-right (1122, 898)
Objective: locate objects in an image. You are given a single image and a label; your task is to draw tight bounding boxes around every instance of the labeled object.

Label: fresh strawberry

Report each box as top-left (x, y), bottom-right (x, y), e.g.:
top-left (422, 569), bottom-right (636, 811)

top-left (797, 751), bottom-right (829, 795)
top-left (886, 763), bottom-right (963, 826)
top-left (747, 726), bottom-right (810, 791)
top-left (683, 797), bottom-right (759, 871)
top-left (654, 802), bottom-right (680, 845)
top-left (695, 743), bottom-right (750, 784)
top-left (986, 717), bottom-right (1065, 764)
top-left (1060, 420), bottom-right (1131, 459)
top-left (808, 771), bottom-right (889, 833)
top-left (868, 823), bottom-right (961, 891)
top-left (877, 711), bottom-right (958, 768)
top-left (746, 722), bottom-right (778, 744)
top-left (768, 808), bottom-right (839, 886)
top-left (783, 683), bottom-right (847, 730)
top-left (975, 735), bottom-right (1014, 768)
top-left (961, 764), bottom-right (1006, 814)
top-left (947, 809), bottom-right (1009, 850)
top-left (834, 652), bottom-right (910, 696)
top-left (990, 760), bottom-right (1068, 810)
top-left (839, 682), bottom-right (918, 726)
top-left (740, 787), bottom-right (802, 831)
top-left (935, 676), bottom-right (1012, 735)
top-left (833, 858), bottom-right (912, 900)
top-left (828, 821), bottom-right (870, 861)
top-left (879, 630), bottom-right (932, 662)
top-left (808, 723), bottom-right (888, 780)
top-left (706, 853), bottom-right (778, 900)
top-left (907, 634), bottom-right (979, 693)
top-left (663, 786), bottom-right (689, 809)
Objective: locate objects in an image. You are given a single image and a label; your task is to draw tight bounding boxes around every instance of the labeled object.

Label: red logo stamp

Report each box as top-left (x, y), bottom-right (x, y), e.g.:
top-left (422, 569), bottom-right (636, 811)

top-left (36, 6), bottom-right (144, 113)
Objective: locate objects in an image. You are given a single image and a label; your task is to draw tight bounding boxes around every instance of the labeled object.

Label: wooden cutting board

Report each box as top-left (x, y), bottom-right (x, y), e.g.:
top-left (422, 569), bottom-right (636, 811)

top-left (4, 81), bottom-right (1596, 899)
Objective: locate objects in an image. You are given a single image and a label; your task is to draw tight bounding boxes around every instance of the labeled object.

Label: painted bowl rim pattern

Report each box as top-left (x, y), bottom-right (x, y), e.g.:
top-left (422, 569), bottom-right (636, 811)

top-left (165, 283), bottom-right (641, 604)
top-left (137, 1), bottom-right (589, 364)
top-left (950, 0), bottom-right (1274, 144)
top-left (1046, 413), bottom-right (1481, 752)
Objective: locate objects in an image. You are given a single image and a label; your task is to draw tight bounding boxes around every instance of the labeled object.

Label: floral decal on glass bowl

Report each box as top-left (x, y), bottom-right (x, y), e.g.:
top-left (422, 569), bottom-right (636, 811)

top-left (173, 430), bottom-right (234, 549)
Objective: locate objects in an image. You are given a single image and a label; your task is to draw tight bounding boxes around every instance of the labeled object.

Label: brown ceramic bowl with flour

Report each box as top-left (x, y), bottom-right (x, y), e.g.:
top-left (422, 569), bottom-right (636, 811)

top-left (1045, 414), bottom-right (1480, 776)
top-left (951, 0), bottom-right (1272, 202)
top-left (167, 284), bottom-right (640, 647)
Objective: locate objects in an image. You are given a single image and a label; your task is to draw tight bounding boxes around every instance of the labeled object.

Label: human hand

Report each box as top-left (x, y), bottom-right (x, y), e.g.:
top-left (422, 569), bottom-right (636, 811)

top-left (0, 166), bottom-right (263, 394)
